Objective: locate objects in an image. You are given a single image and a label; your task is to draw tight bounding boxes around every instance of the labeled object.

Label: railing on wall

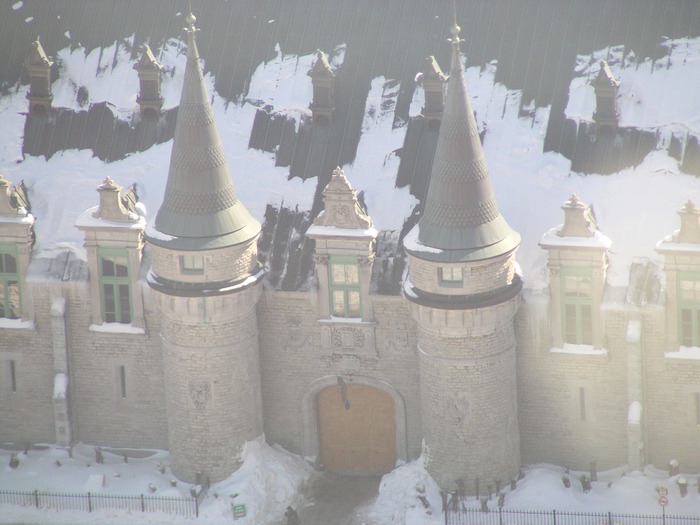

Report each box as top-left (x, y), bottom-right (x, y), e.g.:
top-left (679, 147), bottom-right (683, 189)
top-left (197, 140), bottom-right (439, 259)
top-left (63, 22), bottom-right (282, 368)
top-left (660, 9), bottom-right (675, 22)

top-left (0, 489), bottom-right (199, 518)
top-left (445, 506), bottom-right (700, 525)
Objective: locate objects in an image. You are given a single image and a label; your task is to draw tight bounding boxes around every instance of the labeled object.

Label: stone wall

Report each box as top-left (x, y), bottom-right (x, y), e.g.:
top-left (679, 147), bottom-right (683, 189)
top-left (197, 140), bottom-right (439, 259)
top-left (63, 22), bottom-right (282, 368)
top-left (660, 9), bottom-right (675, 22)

top-left (516, 294), bottom-right (629, 470)
top-left (258, 291), bottom-right (422, 464)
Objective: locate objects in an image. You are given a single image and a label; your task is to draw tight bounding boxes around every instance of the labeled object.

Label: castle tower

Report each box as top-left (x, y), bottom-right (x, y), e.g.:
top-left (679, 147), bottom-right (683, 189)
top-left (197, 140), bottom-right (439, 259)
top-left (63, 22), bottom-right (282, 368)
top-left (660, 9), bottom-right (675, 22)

top-left (592, 60), bottom-right (620, 131)
top-left (402, 21), bottom-right (522, 492)
top-left (307, 50), bottom-right (335, 125)
top-left (24, 40), bottom-right (53, 115)
top-left (133, 45), bottom-right (164, 118)
top-left (419, 56), bottom-right (446, 129)
top-left (145, 11), bottom-right (264, 484)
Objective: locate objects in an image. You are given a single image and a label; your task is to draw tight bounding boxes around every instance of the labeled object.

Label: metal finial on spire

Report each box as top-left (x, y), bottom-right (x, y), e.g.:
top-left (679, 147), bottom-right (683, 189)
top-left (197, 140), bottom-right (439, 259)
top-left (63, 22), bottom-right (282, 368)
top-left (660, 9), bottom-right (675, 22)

top-left (449, 0), bottom-right (461, 44)
top-left (184, 0), bottom-right (198, 34)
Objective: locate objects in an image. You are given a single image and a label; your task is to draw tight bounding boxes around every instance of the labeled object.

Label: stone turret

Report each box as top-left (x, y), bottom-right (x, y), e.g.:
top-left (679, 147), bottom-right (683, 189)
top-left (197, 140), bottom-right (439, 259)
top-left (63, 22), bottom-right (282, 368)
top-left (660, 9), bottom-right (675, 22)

top-left (133, 45), bottom-right (163, 117)
top-left (402, 21), bottom-right (521, 492)
top-left (592, 61), bottom-right (620, 131)
top-left (308, 50), bottom-right (335, 125)
top-left (419, 56), bottom-right (446, 129)
top-left (145, 10), bottom-right (264, 484)
top-left (24, 40), bottom-right (53, 115)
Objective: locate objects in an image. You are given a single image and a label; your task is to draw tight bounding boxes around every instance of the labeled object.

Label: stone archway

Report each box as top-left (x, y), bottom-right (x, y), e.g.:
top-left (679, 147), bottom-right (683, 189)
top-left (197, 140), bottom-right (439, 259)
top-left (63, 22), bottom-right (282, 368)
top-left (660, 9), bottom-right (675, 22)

top-left (300, 375), bottom-right (408, 474)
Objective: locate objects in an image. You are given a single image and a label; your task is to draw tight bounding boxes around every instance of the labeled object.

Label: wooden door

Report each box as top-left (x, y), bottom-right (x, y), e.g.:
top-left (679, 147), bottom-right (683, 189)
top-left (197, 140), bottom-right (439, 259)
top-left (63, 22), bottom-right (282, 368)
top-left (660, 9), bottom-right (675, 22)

top-left (317, 383), bottom-right (396, 474)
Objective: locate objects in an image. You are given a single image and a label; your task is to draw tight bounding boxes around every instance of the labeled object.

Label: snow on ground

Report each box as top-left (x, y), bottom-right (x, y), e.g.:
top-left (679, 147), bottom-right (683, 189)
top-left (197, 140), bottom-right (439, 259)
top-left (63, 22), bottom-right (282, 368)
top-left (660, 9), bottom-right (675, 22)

top-left (2, 445), bottom-right (700, 524)
top-left (370, 457), bottom-right (700, 525)
top-left (0, 439), bottom-right (316, 525)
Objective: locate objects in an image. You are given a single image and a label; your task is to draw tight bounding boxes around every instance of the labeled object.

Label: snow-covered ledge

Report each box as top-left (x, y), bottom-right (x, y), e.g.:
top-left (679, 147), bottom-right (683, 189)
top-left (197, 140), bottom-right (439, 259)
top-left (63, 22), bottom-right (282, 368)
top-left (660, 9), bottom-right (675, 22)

top-left (89, 323), bottom-right (145, 335)
top-left (664, 346), bottom-right (700, 362)
top-left (0, 318), bottom-right (35, 330)
top-left (549, 343), bottom-right (608, 356)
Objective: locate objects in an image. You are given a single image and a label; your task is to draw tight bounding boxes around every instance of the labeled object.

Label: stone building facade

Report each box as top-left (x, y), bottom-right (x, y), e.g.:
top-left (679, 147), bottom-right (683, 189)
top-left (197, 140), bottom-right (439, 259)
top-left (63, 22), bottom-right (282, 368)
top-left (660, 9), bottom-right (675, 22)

top-left (1, 14), bottom-right (700, 493)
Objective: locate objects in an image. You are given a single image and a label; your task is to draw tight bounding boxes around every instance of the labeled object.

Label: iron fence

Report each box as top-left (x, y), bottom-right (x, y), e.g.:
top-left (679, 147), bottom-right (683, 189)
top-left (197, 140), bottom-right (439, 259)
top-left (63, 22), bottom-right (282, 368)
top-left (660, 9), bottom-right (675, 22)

top-left (0, 489), bottom-right (198, 517)
top-left (445, 506), bottom-right (700, 525)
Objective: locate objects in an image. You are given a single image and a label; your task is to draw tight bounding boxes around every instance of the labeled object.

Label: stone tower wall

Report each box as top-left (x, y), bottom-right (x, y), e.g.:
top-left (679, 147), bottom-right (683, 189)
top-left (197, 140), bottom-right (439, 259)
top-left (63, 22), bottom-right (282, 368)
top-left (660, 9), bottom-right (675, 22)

top-left (153, 242), bottom-right (263, 483)
top-left (411, 292), bottom-right (521, 491)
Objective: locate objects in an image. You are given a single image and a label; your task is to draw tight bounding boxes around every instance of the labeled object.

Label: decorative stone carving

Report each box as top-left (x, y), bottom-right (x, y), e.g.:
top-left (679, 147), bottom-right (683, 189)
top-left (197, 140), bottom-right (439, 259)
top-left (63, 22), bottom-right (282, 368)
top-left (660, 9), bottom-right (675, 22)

top-left (311, 167), bottom-right (373, 230)
top-left (312, 254), bottom-right (330, 265)
top-left (189, 381), bottom-right (211, 410)
top-left (319, 320), bottom-right (377, 357)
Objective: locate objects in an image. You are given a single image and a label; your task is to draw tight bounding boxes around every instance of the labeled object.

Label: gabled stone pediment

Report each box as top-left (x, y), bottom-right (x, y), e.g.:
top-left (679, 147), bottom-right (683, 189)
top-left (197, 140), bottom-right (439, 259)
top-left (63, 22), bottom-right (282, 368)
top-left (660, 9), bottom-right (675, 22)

top-left (312, 167), bottom-right (372, 230)
top-left (24, 40), bottom-right (53, 69)
top-left (134, 45), bottom-right (162, 72)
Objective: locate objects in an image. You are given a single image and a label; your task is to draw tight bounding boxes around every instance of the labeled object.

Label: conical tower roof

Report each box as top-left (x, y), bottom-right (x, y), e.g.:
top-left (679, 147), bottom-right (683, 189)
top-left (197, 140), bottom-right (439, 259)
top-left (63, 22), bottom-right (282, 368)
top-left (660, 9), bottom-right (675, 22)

top-left (148, 11), bottom-right (260, 250)
top-left (404, 23), bottom-right (519, 263)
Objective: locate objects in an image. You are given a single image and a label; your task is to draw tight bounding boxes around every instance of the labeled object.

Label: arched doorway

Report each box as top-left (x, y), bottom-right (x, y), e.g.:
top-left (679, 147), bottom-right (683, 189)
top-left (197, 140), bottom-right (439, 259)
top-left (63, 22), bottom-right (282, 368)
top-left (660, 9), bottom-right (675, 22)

top-left (316, 383), bottom-right (396, 474)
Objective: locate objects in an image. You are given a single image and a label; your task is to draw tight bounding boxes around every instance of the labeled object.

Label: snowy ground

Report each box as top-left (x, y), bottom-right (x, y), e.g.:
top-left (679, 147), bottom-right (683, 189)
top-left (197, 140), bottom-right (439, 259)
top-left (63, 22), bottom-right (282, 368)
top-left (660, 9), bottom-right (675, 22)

top-left (1, 443), bottom-right (700, 524)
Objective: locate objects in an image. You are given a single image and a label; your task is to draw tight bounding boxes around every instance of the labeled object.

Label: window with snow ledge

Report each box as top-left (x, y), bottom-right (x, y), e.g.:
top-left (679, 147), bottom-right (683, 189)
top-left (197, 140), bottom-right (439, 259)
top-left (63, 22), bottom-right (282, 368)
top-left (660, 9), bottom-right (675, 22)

top-left (89, 322), bottom-right (145, 335)
top-left (550, 343), bottom-right (608, 356)
top-left (677, 272), bottom-right (700, 347)
top-left (0, 317), bottom-right (34, 330)
top-left (664, 346), bottom-right (700, 362)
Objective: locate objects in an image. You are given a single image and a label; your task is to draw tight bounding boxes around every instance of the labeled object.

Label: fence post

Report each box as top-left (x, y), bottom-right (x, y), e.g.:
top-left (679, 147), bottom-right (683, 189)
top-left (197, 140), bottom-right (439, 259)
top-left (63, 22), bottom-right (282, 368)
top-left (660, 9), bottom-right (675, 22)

top-left (552, 509), bottom-right (556, 525)
top-left (141, 494), bottom-right (145, 512)
top-left (195, 493), bottom-right (199, 518)
top-left (608, 511), bottom-right (612, 525)
top-left (33, 490), bottom-right (39, 508)
top-left (88, 492), bottom-right (92, 513)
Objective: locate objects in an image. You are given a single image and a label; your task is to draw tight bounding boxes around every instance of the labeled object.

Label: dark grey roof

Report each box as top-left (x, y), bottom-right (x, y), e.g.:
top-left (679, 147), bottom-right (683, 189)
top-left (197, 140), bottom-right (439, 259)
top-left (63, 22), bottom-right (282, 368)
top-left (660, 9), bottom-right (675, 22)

top-left (148, 13), bottom-right (261, 251)
top-left (404, 23), bottom-right (519, 263)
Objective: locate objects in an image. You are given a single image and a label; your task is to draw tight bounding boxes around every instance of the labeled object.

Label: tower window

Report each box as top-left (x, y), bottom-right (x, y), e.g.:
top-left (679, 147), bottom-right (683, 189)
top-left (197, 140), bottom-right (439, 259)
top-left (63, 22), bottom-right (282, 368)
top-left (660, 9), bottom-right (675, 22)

top-left (0, 245), bottom-right (21, 319)
top-left (98, 248), bottom-right (132, 324)
top-left (329, 256), bottom-right (361, 318)
top-left (579, 387), bottom-right (586, 421)
top-left (561, 268), bottom-right (593, 345)
top-left (678, 273), bottom-right (700, 347)
top-left (180, 255), bottom-right (204, 274)
top-left (438, 267), bottom-right (463, 287)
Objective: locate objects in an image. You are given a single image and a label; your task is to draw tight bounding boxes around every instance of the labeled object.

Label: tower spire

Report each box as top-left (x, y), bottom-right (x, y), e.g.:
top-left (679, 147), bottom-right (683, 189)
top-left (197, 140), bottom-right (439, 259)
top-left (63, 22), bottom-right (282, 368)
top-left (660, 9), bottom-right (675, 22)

top-left (148, 4), bottom-right (260, 250)
top-left (405, 18), bottom-right (519, 262)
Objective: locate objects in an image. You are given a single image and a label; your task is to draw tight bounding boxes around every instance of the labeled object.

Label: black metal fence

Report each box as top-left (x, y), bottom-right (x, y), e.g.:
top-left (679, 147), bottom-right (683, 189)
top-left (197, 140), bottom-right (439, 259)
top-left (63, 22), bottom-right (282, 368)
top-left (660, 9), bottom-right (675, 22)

top-left (445, 506), bottom-right (700, 525)
top-left (0, 489), bottom-right (198, 517)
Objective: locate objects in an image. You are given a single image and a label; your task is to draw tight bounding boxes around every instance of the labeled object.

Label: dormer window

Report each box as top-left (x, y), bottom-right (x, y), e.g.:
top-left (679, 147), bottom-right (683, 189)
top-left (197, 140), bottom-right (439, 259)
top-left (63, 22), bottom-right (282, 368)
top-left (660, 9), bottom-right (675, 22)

top-left (330, 256), bottom-right (361, 317)
top-left (438, 267), bottom-right (463, 287)
top-left (0, 245), bottom-right (20, 319)
top-left (180, 254), bottom-right (204, 274)
top-left (99, 248), bottom-right (132, 324)
top-left (678, 272), bottom-right (700, 347)
top-left (562, 268), bottom-right (593, 345)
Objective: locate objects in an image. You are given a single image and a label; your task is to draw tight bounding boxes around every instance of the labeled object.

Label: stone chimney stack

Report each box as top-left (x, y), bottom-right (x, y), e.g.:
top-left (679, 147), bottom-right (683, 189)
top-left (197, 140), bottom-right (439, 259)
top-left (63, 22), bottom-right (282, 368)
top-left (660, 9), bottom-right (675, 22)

top-left (592, 60), bottom-right (620, 131)
top-left (93, 177), bottom-right (133, 222)
top-left (24, 40), bottom-right (53, 115)
top-left (675, 200), bottom-right (700, 244)
top-left (419, 56), bottom-right (446, 129)
top-left (307, 50), bottom-right (335, 125)
top-left (133, 45), bottom-right (163, 117)
top-left (558, 194), bottom-right (596, 238)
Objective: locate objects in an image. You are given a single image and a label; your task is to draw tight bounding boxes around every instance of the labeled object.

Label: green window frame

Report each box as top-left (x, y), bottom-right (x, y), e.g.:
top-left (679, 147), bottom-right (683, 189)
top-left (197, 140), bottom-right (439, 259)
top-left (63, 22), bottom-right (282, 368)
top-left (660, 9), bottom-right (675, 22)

top-left (0, 243), bottom-right (21, 319)
top-left (561, 267), bottom-right (593, 345)
top-left (329, 255), bottom-right (361, 318)
top-left (180, 254), bottom-right (204, 274)
top-left (678, 272), bottom-right (700, 347)
top-left (438, 266), bottom-right (463, 287)
top-left (98, 247), bottom-right (132, 324)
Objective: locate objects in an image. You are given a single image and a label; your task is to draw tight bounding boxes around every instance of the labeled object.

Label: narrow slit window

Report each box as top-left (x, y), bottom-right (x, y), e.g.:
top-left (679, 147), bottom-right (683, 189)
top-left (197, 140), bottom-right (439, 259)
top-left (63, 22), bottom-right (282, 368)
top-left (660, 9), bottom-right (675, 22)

top-left (119, 365), bottom-right (127, 399)
top-left (9, 360), bottom-right (16, 393)
top-left (695, 392), bottom-right (700, 426)
top-left (579, 387), bottom-right (586, 421)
